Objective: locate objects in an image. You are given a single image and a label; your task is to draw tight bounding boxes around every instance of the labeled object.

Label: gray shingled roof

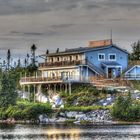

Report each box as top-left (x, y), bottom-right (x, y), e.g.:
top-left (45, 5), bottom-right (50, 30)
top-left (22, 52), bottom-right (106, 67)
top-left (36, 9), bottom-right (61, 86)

top-left (41, 44), bottom-right (129, 57)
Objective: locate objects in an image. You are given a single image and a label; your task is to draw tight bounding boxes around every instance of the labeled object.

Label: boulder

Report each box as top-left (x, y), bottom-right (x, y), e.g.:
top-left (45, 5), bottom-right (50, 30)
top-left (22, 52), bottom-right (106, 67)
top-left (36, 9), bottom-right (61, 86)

top-left (38, 114), bottom-right (49, 123)
top-left (65, 111), bottom-right (78, 118)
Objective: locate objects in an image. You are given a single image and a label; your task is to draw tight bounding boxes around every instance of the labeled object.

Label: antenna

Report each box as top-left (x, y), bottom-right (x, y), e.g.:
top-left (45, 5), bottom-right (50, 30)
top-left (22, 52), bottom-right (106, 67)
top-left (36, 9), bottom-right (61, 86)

top-left (110, 29), bottom-right (113, 44)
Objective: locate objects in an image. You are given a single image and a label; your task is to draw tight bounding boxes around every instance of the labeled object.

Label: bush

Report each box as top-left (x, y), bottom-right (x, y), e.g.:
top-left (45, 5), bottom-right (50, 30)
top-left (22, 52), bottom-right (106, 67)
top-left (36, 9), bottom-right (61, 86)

top-left (61, 106), bottom-right (111, 112)
top-left (0, 101), bottom-right (52, 121)
top-left (111, 93), bottom-right (140, 121)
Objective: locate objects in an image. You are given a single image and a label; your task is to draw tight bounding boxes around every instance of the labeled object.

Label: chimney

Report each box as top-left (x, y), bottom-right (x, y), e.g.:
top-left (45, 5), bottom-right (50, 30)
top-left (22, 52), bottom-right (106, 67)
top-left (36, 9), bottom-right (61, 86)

top-left (88, 39), bottom-right (112, 48)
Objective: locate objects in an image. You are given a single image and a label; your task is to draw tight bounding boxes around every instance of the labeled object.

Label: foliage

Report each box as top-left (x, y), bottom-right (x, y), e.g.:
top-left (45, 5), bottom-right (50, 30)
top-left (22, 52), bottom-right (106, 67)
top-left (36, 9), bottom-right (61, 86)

top-left (112, 93), bottom-right (140, 121)
top-left (0, 72), bottom-right (18, 108)
top-left (61, 84), bottom-right (103, 106)
top-left (130, 40), bottom-right (140, 61)
top-left (0, 101), bottom-right (52, 120)
top-left (61, 106), bottom-right (111, 112)
top-left (130, 81), bottom-right (140, 91)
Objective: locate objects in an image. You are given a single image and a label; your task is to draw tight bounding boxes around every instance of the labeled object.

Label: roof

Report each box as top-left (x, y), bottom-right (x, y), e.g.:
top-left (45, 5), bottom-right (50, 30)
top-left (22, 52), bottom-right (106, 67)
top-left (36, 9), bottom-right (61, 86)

top-left (41, 44), bottom-right (129, 57)
top-left (101, 62), bottom-right (122, 67)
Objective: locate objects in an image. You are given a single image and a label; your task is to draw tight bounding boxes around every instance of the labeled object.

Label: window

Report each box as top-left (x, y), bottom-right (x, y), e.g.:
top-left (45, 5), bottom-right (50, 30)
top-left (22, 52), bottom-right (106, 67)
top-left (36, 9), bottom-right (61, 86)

top-left (109, 54), bottom-right (116, 61)
top-left (98, 53), bottom-right (105, 61)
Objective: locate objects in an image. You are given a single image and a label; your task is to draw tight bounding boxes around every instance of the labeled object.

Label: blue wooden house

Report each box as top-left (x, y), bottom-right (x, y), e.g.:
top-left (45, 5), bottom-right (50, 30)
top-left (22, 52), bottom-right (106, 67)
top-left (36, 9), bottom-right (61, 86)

top-left (20, 39), bottom-right (130, 96)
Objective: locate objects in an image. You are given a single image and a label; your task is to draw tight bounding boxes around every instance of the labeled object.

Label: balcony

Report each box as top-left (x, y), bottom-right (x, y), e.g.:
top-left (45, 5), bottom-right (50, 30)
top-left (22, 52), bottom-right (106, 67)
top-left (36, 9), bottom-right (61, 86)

top-left (20, 75), bottom-right (90, 85)
top-left (39, 60), bottom-right (86, 69)
top-left (20, 76), bottom-right (63, 85)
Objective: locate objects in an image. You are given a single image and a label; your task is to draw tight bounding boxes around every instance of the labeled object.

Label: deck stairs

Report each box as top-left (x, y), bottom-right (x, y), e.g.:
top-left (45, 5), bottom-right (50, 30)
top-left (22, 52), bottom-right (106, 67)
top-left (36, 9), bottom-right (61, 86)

top-left (86, 60), bottom-right (105, 76)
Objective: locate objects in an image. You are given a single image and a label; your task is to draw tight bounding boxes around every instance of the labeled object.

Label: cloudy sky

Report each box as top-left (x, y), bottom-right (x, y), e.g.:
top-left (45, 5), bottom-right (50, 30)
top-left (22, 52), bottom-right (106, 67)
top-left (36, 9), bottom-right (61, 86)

top-left (0, 0), bottom-right (140, 60)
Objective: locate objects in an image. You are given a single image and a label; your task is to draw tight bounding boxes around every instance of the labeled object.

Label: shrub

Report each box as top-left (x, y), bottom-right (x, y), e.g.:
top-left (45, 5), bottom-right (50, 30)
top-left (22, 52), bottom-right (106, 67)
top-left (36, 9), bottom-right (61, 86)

top-left (111, 93), bottom-right (140, 121)
top-left (0, 101), bottom-right (52, 121)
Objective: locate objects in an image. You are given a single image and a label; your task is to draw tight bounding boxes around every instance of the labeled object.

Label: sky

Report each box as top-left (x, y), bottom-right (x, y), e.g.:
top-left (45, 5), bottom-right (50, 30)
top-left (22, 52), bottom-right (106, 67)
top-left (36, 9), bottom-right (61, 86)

top-left (0, 0), bottom-right (140, 61)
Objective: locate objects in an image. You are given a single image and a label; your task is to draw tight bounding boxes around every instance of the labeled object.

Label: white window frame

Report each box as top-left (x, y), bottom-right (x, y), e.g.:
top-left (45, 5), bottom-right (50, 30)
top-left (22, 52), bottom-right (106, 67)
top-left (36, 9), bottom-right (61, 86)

top-left (98, 53), bottom-right (105, 61)
top-left (108, 53), bottom-right (116, 61)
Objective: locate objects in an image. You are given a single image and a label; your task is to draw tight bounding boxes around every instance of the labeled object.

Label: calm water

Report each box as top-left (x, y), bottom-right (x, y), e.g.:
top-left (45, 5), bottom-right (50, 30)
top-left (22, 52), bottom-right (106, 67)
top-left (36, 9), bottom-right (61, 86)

top-left (0, 123), bottom-right (140, 140)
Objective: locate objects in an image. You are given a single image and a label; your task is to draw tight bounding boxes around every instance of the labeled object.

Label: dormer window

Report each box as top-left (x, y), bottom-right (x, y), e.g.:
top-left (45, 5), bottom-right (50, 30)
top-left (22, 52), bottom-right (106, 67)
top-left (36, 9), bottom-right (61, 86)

top-left (98, 53), bottom-right (105, 61)
top-left (109, 54), bottom-right (116, 61)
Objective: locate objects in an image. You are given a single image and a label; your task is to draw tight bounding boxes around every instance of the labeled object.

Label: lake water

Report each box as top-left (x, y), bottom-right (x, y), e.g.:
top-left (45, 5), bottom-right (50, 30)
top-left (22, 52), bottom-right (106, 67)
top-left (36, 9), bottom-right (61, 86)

top-left (0, 123), bottom-right (140, 140)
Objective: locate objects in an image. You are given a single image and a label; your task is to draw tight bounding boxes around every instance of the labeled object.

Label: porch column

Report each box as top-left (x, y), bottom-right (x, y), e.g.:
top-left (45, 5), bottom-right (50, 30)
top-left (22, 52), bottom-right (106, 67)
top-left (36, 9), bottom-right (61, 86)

top-left (135, 67), bottom-right (136, 79)
top-left (21, 85), bottom-right (25, 99)
top-left (106, 67), bottom-right (108, 78)
top-left (65, 84), bottom-right (68, 93)
top-left (27, 85), bottom-right (30, 101)
top-left (69, 82), bottom-right (71, 95)
top-left (33, 85), bottom-right (36, 102)
top-left (54, 84), bottom-right (56, 92)
top-left (60, 84), bottom-right (62, 92)
top-left (37, 84), bottom-right (42, 102)
top-left (86, 66), bottom-right (88, 81)
top-left (48, 84), bottom-right (51, 90)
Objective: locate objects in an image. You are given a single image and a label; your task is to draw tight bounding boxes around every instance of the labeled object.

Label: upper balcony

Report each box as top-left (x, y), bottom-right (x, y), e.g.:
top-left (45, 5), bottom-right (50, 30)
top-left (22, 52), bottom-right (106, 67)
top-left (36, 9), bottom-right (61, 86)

top-left (39, 60), bottom-right (86, 69)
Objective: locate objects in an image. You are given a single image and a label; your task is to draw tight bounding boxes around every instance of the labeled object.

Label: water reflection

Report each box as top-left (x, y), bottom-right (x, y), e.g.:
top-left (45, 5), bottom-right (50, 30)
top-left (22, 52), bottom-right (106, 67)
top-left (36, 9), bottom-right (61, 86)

top-left (45, 129), bottom-right (81, 140)
top-left (0, 124), bottom-right (140, 140)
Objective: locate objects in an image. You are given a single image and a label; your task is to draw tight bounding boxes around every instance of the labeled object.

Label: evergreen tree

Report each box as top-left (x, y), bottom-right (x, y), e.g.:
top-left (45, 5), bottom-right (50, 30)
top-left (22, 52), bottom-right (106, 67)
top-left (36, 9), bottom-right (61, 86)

top-left (46, 49), bottom-right (49, 54)
top-left (0, 72), bottom-right (18, 108)
top-left (31, 44), bottom-right (37, 66)
top-left (7, 49), bottom-right (11, 70)
top-left (17, 59), bottom-right (21, 67)
top-left (130, 40), bottom-right (140, 60)
top-left (56, 48), bottom-right (59, 53)
top-left (24, 58), bottom-right (27, 68)
top-left (26, 53), bottom-right (30, 66)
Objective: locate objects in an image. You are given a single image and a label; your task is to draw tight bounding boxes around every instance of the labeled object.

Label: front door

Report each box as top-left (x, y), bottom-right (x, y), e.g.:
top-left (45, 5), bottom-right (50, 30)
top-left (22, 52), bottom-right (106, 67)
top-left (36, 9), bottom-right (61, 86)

top-left (108, 68), bottom-right (112, 78)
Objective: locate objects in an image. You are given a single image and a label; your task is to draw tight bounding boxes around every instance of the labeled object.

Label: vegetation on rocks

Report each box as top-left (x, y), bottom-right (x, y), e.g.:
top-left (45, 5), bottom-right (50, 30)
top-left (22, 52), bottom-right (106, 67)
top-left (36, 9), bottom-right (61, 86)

top-left (60, 84), bottom-right (109, 107)
top-left (112, 93), bottom-right (140, 121)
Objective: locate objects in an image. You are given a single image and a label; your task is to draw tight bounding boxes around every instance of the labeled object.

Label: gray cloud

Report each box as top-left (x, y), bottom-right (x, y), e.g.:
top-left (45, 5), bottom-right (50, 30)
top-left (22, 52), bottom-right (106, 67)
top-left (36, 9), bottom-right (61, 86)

top-left (0, 0), bottom-right (139, 58)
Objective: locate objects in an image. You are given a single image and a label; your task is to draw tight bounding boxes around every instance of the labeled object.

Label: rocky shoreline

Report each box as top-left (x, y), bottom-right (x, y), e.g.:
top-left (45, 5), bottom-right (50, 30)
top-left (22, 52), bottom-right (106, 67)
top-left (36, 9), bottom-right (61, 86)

top-left (39, 109), bottom-right (112, 124)
top-left (1, 109), bottom-right (140, 125)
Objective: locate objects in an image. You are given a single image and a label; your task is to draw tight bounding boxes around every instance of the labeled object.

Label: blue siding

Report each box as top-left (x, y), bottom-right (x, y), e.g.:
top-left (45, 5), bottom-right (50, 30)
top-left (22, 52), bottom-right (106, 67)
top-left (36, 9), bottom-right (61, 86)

top-left (85, 46), bottom-right (128, 71)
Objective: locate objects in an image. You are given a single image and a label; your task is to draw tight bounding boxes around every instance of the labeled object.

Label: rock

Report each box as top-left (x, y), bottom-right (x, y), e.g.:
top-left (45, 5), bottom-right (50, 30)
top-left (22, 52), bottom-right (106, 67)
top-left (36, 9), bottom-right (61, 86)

top-left (60, 104), bottom-right (64, 109)
top-left (75, 114), bottom-right (86, 121)
top-left (59, 112), bottom-right (66, 117)
top-left (65, 111), bottom-right (78, 118)
top-left (55, 117), bottom-right (67, 123)
top-left (38, 114), bottom-right (49, 123)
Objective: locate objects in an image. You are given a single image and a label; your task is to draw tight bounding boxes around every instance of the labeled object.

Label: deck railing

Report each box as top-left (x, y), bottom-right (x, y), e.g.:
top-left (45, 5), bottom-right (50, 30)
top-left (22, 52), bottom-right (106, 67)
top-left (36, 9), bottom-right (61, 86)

top-left (124, 74), bottom-right (140, 78)
top-left (39, 60), bottom-right (86, 68)
top-left (20, 76), bottom-right (62, 83)
top-left (20, 75), bottom-right (90, 84)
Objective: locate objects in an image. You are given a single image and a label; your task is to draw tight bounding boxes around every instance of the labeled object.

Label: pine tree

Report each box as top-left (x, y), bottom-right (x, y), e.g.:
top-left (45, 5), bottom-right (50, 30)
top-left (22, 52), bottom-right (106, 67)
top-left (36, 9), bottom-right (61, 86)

top-left (31, 44), bottom-right (37, 66)
top-left (7, 49), bottom-right (11, 70)
top-left (130, 40), bottom-right (140, 60)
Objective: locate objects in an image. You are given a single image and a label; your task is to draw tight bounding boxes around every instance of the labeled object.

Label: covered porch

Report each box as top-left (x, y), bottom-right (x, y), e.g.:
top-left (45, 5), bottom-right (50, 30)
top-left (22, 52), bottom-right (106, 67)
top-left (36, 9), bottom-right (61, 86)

top-left (101, 62), bottom-right (122, 79)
